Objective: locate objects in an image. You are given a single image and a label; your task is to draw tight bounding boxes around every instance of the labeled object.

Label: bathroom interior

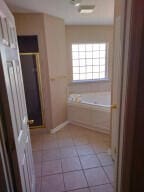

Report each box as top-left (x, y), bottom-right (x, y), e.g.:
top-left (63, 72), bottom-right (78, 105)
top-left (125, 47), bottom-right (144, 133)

top-left (4, 0), bottom-right (120, 191)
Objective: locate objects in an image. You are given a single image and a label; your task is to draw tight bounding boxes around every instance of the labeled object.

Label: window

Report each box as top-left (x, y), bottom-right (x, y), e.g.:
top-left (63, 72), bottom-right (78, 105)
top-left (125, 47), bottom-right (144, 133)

top-left (72, 43), bottom-right (108, 81)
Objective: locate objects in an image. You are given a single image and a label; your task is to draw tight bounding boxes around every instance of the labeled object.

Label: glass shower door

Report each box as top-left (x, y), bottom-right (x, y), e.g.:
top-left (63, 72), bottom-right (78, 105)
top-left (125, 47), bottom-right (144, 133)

top-left (20, 53), bottom-right (44, 128)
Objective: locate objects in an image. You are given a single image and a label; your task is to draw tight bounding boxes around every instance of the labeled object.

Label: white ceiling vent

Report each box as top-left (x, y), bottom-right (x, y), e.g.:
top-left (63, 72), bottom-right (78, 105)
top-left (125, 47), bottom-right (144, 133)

top-left (79, 5), bottom-right (95, 14)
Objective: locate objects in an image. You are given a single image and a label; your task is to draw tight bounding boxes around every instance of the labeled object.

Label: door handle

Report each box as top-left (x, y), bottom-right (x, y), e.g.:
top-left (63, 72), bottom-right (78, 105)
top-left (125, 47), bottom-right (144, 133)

top-left (27, 120), bottom-right (34, 125)
top-left (111, 104), bottom-right (117, 109)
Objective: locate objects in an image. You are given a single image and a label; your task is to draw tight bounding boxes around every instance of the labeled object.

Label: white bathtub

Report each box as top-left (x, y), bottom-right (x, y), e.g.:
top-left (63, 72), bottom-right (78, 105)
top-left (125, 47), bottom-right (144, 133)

top-left (67, 92), bottom-right (111, 134)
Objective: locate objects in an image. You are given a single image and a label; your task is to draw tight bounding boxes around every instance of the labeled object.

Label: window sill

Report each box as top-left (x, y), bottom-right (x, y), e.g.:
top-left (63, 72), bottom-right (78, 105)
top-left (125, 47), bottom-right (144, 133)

top-left (70, 78), bottom-right (110, 84)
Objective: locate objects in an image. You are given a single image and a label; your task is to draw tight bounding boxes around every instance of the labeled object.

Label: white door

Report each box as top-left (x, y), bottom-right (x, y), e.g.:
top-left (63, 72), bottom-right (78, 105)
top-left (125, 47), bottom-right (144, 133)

top-left (111, 16), bottom-right (122, 161)
top-left (0, 1), bottom-right (35, 191)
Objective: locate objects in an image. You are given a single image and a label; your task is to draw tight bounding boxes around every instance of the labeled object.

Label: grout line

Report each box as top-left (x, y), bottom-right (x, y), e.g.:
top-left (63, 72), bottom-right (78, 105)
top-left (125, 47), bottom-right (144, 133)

top-left (40, 172), bottom-right (112, 191)
top-left (38, 165), bottom-right (109, 178)
top-left (61, 160), bottom-right (67, 191)
top-left (88, 183), bottom-right (114, 191)
top-left (33, 152), bottom-right (113, 167)
top-left (32, 126), bottom-right (114, 191)
top-left (37, 155), bottom-right (114, 185)
top-left (101, 165), bottom-right (113, 186)
top-left (66, 187), bottom-right (90, 192)
top-left (77, 151), bottom-right (90, 188)
top-left (32, 146), bottom-right (109, 155)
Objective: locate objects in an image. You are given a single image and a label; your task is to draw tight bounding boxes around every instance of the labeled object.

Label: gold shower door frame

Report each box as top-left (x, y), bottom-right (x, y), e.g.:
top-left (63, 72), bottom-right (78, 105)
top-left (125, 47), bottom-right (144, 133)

top-left (20, 52), bottom-right (45, 129)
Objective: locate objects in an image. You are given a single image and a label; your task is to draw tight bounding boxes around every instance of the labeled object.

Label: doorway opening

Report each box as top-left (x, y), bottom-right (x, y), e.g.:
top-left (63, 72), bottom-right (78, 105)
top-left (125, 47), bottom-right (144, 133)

top-left (18, 35), bottom-right (45, 129)
top-left (0, 0), bottom-right (135, 191)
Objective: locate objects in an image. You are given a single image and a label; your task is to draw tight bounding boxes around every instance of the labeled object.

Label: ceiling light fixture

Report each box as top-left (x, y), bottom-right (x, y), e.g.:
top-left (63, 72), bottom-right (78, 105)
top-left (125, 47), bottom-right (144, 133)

top-left (79, 5), bottom-right (95, 14)
top-left (75, 3), bottom-right (80, 7)
top-left (71, 0), bottom-right (81, 7)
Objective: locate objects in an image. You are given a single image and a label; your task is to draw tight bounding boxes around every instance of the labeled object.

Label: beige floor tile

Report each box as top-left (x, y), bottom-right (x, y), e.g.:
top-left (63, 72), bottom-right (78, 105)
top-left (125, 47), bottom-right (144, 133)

top-left (103, 165), bottom-right (114, 184)
top-left (87, 130), bottom-right (101, 136)
top-left (76, 145), bottom-right (95, 156)
top-left (58, 138), bottom-right (74, 148)
top-left (32, 125), bottom-right (115, 191)
top-left (103, 136), bottom-right (110, 143)
top-left (90, 184), bottom-right (113, 192)
top-left (31, 136), bottom-right (42, 151)
top-left (80, 155), bottom-right (101, 169)
top-left (63, 170), bottom-right (88, 191)
top-left (56, 130), bottom-right (71, 139)
top-left (31, 140), bottom-right (42, 151)
top-left (60, 147), bottom-right (78, 158)
top-left (84, 167), bottom-right (109, 187)
top-left (42, 134), bottom-right (57, 140)
top-left (92, 143), bottom-right (108, 154)
top-left (89, 139), bottom-right (104, 145)
top-left (71, 133), bottom-right (82, 138)
top-left (42, 148), bottom-right (61, 161)
top-left (73, 136), bottom-right (89, 146)
top-left (42, 160), bottom-right (62, 176)
top-left (97, 153), bottom-right (113, 166)
top-left (41, 174), bottom-right (64, 192)
top-left (76, 129), bottom-right (87, 134)
top-left (62, 157), bottom-right (82, 172)
top-left (70, 129), bottom-right (86, 138)
top-left (56, 133), bottom-right (71, 139)
top-left (88, 134), bottom-right (109, 145)
top-left (31, 134), bottom-right (42, 139)
top-left (42, 140), bottom-right (58, 150)
top-left (33, 151), bottom-right (42, 164)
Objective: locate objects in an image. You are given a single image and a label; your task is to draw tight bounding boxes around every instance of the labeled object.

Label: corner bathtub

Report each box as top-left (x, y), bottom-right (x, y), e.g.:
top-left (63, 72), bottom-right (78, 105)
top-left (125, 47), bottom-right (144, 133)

top-left (67, 92), bottom-right (111, 134)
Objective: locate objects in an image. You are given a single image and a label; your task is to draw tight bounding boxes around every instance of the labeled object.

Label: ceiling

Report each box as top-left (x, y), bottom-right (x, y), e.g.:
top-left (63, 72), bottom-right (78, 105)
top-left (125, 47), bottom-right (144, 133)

top-left (5, 0), bottom-right (114, 25)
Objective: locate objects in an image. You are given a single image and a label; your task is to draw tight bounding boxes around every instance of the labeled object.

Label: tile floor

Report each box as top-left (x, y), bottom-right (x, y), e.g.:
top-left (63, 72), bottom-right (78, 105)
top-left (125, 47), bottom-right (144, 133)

top-left (31, 124), bottom-right (114, 192)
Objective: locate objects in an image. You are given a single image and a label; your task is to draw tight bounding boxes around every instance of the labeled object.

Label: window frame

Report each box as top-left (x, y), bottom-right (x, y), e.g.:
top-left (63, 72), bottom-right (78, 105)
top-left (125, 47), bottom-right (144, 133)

top-left (71, 43), bottom-right (109, 83)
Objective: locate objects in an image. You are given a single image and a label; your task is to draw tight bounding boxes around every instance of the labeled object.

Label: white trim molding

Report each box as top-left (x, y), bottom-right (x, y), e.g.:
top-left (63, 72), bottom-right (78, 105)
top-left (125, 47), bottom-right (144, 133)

top-left (69, 121), bottom-right (110, 135)
top-left (50, 121), bottom-right (69, 134)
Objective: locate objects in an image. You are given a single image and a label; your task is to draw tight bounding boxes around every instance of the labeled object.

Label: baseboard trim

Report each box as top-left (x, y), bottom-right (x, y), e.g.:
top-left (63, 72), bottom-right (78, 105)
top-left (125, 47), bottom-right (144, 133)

top-left (69, 121), bottom-right (110, 135)
top-left (50, 121), bottom-right (69, 134)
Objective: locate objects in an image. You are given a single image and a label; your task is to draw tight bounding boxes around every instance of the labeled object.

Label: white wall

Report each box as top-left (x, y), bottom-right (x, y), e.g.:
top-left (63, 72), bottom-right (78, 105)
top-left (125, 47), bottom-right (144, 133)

top-left (44, 14), bottom-right (68, 128)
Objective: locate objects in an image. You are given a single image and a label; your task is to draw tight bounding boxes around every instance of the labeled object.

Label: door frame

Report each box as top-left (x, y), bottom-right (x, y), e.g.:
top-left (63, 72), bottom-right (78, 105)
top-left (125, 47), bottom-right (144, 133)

top-left (116, 0), bottom-right (132, 191)
top-left (0, 0), bottom-right (143, 191)
top-left (111, 0), bottom-right (133, 190)
top-left (117, 0), bottom-right (144, 191)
